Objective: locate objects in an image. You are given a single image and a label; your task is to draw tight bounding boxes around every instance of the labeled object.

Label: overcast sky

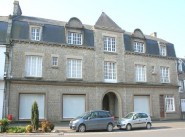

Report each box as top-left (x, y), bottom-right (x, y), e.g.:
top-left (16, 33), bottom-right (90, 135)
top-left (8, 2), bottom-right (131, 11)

top-left (0, 0), bottom-right (184, 58)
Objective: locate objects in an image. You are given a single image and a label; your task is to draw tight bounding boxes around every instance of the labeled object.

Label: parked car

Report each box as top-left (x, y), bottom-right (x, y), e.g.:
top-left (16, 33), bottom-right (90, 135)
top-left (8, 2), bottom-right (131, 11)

top-left (69, 110), bottom-right (115, 132)
top-left (117, 112), bottom-right (152, 130)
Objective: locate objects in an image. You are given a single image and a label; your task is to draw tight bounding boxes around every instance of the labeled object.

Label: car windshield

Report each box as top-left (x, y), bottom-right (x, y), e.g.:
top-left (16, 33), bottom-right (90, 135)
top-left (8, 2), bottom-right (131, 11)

top-left (124, 112), bottom-right (134, 119)
top-left (76, 112), bottom-right (91, 119)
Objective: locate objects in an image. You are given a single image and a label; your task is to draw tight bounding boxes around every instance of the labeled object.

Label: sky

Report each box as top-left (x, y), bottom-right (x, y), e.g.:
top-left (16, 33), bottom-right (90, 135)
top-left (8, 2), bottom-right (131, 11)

top-left (0, 0), bottom-right (184, 58)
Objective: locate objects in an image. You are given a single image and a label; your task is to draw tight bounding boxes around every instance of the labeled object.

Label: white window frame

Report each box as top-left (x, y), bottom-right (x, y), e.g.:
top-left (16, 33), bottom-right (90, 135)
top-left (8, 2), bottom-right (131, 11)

top-left (159, 44), bottom-right (167, 56)
top-left (67, 32), bottom-right (82, 45)
top-left (25, 55), bottom-right (42, 77)
top-left (160, 66), bottom-right (170, 83)
top-left (51, 56), bottom-right (58, 67)
top-left (104, 61), bottom-right (117, 82)
top-left (30, 26), bottom-right (42, 41)
top-left (134, 41), bottom-right (145, 53)
top-left (165, 95), bottom-right (175, 112)
top-left (178, 60), bottom-right (183, 72)
top-left (135, 64), bottom-right (146, 82)
top-left (104, 36), bottom-right (116, 52)
top-left (67, 59), bottom-right (82, 79)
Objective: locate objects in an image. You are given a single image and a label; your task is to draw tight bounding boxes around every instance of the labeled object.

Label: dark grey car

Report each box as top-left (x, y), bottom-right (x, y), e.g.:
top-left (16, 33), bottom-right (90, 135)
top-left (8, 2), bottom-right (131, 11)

top-left (69, 110), bottom-right (115, 132)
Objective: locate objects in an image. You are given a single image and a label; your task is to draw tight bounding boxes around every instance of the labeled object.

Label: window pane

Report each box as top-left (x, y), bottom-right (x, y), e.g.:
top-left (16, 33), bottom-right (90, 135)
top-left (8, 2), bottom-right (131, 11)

top-left (25, 56), bottom-right (42, 77)
top-left (67, 59), bottom-right (82, 78)
top-left (104, 36), bottom-right (116, 52)
top-left (68, 32), bottom-right (82, 45)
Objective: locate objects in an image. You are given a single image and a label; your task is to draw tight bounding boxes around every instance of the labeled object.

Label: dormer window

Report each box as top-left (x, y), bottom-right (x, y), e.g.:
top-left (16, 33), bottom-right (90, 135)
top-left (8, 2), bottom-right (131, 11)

top-left (67, 32), bottom-right (82, 45)
top-left (30, 26), bottom-right (42, 41)
top-left (65, 17), bottom-right (84, 46)
top-left (134, 41), bottom-right (145, 53)
top-left (159, 44), bottom-right (166, 56)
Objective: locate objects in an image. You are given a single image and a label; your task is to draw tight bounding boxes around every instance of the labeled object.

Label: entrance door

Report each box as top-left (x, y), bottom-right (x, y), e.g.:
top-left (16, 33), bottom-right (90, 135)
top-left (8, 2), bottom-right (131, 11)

top-left (160, 95), bottom-right (165, 118)
top-left (102, 92), bottom-right (118, 118)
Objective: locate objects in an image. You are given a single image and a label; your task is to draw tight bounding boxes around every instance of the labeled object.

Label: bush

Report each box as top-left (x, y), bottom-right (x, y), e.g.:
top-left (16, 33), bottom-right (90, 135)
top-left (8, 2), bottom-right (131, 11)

top-left (0, 118), bottom-right (10, 132)
top-left (25, 125), bottom-right (32, 133)
top-left (7, 126), bottom-right (26, 133)
top-left (39, 120), bottom-right (55, 132)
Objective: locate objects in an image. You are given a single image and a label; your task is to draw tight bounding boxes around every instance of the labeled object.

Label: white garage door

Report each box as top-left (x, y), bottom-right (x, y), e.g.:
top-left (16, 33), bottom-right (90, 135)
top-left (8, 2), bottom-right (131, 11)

top-left (19, 94), bottom-right (45, 119)
top-left (63, 95), bottom-right (85, 118)
top-left (0, 89), bottom-right (4, 119)
top-left (134, 96), bottom-right (150, 115)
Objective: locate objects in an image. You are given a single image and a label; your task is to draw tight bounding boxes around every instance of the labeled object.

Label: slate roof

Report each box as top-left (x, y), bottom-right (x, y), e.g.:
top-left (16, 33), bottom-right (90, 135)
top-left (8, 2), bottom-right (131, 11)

top-left (11, 16), bottom-right (94, 47)
top-left (124, 32), bottom-right (176, 58)
top-left (95, 12), bottom-right (124, 33)
top-left (0, 21), bottom-right (8, 44)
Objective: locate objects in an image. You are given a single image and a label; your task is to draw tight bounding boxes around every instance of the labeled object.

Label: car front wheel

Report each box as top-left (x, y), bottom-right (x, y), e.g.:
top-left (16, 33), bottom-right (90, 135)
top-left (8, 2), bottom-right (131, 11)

top-left (107, 123), bottom-right (113, 132)
top-left (126, 124), bottom-right (132, 131)
top-left (78, 124), bottom-right (86, 132)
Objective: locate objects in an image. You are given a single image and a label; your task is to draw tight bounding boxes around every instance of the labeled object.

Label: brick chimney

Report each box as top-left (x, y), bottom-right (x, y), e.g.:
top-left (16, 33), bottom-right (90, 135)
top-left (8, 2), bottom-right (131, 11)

top-left (13, 1), bottom-right (22, 16)
top-left (150, 32), bottom-right (157, 37)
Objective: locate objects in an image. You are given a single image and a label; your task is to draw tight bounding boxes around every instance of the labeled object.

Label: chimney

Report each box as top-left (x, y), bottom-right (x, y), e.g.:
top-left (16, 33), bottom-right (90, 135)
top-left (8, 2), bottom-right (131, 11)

top-left (150, 32), bottom-right (157, 37)
top-left (13, 1), bottom-right (22, 16)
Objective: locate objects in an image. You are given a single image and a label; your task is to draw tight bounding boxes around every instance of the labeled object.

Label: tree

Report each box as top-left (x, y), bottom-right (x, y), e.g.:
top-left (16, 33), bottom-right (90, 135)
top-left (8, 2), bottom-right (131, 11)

top-left (31, 101), bottom-right (39, 131)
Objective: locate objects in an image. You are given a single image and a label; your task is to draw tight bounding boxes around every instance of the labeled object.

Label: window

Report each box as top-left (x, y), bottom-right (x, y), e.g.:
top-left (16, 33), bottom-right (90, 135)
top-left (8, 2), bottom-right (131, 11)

top-left (51, 56), bottom-right (58, 67)
top-left (104, 36), bottom-right (116, 52)
top-left (134, 41), bottom-right (144, 53)
top-left (104, 61), bottom-right (117, 82)
top-left (160, 66), bottom-right (170, 83)
top-left (179, 80), bottom-right (185, 92)
top-left (165, 95), bottom-right (175, 112)
top-left (19, 94), bottom-right (45, 119)
top-left (68, 32), bottom-right (82, 45)
top-left (30, 27), bottom-right (41, 41)
top-left (135, 64), bottom-right (146, 82)
top-left (25, 56), bottom-right (42, 77)
top-left (159, 44), bottom-right (166, 56)
top-left (67, 59), bottom-right (82, 78)
top-left (178, 60), bottom-right (183, 72)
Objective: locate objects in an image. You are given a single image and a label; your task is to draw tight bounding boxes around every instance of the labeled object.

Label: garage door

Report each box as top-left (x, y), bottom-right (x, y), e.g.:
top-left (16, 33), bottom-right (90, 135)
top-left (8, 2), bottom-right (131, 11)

top-left (19, 94), bottom-right (45, 119)
top-left (63, 95), bottom-right (85, 118)
top-left (134, 96), bottom-right (150, 114)
top-left (0, 89), bottom-right (3, 119)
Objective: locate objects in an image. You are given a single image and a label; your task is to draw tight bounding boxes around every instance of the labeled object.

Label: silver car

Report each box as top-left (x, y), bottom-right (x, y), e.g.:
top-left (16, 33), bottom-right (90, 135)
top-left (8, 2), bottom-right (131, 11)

top-left (117, 112), bottom-right (152, 130)
top-left (69, 110), bottom-right (115, 132)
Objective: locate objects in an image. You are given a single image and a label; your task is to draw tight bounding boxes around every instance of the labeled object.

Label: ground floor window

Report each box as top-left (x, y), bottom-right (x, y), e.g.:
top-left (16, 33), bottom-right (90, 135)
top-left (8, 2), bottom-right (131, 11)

top-left (181, 99), bottom-right (185, 112)
top-left (63, 95), bottom-right (85, 118)
top-left (165, 95), bottom-right (175, 112)
top-left (19, 94), bottom-right (45, 119)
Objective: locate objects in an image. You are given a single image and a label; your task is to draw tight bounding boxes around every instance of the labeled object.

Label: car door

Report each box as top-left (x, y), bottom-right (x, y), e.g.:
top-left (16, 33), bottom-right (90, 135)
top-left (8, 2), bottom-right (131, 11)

top-left (140, 113), bottom-right (150, 127)
top-left (85, 112), bottom-right (100, 130)
top-left (132, 113), bottom-right (144, 128)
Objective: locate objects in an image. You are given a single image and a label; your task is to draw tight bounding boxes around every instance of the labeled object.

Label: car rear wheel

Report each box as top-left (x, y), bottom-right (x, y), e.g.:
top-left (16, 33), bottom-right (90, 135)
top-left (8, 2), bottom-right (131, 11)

top-left (107, 123), bottom-right (113, 132)
top-left (126, 124), bottom-right (132, 131)
top-left (78, 124), bottom-right (86, 132)
top-left (146, 123), bottom-right (151, 129)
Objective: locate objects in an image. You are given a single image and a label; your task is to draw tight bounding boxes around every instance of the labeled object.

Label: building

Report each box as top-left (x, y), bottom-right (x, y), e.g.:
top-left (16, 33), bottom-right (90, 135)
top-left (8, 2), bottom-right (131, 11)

top-left (177, 58), bottom-right (185, 119)
top-left (0, 17), bottom-right (7, 119)
top-left (0, 1), bottom-right (181, 121)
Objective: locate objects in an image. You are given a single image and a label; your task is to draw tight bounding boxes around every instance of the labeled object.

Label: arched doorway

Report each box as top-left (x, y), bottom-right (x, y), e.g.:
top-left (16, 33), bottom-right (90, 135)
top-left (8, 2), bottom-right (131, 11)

top-left (102, 92), bottom-right (119, 118)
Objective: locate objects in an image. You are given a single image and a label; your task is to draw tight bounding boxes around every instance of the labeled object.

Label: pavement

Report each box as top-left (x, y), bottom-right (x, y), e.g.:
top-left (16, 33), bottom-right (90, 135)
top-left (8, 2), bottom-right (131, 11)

top-left (1, 120), bottom-right (185, 135)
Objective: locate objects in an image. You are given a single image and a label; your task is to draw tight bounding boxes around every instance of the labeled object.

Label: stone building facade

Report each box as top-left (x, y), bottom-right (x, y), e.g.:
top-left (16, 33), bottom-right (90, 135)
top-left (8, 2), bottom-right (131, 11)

top-left (0, 1), bottom-right (181, 121)
top-left (177, 58), bottom-right (185, 119)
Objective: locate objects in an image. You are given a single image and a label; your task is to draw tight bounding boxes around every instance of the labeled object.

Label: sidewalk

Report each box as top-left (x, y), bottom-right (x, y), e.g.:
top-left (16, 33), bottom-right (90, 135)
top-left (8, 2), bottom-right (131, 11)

top-left (7, 120), bottom-right (185, 133)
